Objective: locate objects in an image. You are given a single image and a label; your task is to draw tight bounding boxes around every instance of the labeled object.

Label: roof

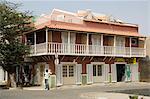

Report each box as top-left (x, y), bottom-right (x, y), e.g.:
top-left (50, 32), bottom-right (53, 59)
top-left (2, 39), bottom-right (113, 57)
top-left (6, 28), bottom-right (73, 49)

top-left (26, 9), bottom-right (145, 37)
top-left (33, 20), bottom-right (144, 37)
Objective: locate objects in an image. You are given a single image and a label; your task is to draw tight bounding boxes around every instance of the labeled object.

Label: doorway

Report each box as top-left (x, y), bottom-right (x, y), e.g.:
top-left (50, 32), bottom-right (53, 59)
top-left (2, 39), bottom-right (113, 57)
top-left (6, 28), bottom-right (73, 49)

top-left (62, 64), bottom-right (75, 85)
top-left (116, 64), bottom-right (125, 82)
top-left (93, 64), bottom-right (103, 83)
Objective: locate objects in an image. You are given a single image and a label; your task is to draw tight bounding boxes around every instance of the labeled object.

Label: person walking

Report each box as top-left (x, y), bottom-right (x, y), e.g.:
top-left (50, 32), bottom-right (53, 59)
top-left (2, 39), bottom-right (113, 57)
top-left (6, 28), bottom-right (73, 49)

top-left (44, 69), bottom-right (50, 90)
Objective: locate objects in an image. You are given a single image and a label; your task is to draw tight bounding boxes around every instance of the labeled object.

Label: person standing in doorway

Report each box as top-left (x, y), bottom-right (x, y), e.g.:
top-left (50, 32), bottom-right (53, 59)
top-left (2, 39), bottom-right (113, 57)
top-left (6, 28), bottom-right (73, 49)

top-left (44, 69), bottom-right (50, 90)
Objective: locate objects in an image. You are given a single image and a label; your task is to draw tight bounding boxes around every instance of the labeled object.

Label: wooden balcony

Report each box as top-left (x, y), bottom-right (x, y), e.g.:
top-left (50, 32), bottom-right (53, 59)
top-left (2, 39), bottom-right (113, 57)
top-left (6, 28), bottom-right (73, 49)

top-left (30, 42), bottom-right (146, 57)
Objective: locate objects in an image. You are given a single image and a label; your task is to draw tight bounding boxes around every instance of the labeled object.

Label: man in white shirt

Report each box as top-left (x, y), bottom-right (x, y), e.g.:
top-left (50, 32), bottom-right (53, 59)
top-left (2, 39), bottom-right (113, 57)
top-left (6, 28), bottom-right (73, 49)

top-left (44, 69), bottom-right (50, 90)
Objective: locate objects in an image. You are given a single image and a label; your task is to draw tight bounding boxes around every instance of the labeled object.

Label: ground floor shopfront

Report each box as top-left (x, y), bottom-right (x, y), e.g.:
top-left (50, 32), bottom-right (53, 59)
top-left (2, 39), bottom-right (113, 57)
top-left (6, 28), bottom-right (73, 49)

top-left (28, 56), bottom-right (140, 88)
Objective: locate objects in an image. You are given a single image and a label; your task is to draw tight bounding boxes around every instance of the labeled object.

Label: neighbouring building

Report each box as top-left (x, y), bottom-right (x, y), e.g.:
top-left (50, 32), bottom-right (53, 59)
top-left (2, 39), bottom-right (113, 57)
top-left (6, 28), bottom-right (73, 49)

top-left (0, 66), bottom-right (7, 86)
top-left (23, 9), bottom-right (146, 88)
top-left (140, 37), bottom-right (150, 82)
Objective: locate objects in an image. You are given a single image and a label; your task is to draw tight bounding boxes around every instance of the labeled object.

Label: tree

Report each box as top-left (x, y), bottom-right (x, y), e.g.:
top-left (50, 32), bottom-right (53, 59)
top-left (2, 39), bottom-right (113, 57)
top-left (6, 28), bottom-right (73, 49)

top-left (0, 1), bottom-right (33, 87)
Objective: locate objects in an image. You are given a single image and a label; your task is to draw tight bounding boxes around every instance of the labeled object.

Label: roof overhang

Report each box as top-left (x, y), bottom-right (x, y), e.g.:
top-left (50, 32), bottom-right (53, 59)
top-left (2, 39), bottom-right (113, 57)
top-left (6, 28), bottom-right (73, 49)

top-left (24, 20), bottom-right (145, 38)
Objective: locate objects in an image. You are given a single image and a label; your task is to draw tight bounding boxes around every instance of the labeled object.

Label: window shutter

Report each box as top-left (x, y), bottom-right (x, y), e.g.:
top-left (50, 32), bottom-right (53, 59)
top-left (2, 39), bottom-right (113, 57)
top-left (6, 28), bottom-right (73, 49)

top-left (131, 64), bottom-right (139, 82)
top-left (87, 64), bottom-right (93, 84)
top-left (111, 64), bottom-right (117, 82)
top-left (75, 64), bottom-right (82, 84)
top-left (104, 64), bottom-right (109, 82)
top-left (56, 64), bottom-right (63, 86)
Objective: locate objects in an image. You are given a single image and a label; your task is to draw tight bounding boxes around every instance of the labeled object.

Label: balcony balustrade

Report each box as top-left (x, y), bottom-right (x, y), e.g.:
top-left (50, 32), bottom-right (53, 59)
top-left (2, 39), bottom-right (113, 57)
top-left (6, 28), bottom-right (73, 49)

top-left (30, 42), bottom-right (146, 57)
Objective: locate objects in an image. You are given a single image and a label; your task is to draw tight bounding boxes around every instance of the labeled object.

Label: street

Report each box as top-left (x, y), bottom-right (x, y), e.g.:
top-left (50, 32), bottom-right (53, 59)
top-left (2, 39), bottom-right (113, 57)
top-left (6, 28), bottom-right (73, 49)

top-left (0, 82), bottom-right (150, 99)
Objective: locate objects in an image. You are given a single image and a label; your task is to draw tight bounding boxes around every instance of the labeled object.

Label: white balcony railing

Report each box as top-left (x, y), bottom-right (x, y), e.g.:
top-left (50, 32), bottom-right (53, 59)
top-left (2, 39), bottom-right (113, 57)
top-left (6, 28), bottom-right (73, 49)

top-left (30, 42), bottom-right (146, 57)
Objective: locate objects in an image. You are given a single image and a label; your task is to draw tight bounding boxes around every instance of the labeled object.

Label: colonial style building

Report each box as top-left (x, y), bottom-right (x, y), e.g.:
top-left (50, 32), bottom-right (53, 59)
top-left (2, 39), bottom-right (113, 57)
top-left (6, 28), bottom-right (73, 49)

top-left (24, 9), bottom-right (146, 87)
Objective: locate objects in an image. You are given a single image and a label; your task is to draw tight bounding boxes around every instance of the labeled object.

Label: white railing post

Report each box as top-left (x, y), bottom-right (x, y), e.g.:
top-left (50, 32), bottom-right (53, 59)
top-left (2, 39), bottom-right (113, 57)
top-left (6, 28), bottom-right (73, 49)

top-left (34, 32), bottom-right (36, 54)
top-left (129, 37), bottom-right (132, 57)
top-left (86, 33), bottom-right (89, 54)
top-left (114, 35), bottom-right (116, 56)
top-left (101, 34), bottom-right (103, 55)
top-left (46, 28), bottom-right (48, 53)
top-left (68, 31), bottom-right (70, 53)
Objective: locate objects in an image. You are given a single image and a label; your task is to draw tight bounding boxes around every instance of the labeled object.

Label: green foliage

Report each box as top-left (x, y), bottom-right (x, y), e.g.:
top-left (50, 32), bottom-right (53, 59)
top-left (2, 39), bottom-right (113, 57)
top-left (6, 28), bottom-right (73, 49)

top-left (0, 1), bottom-right (33, 74)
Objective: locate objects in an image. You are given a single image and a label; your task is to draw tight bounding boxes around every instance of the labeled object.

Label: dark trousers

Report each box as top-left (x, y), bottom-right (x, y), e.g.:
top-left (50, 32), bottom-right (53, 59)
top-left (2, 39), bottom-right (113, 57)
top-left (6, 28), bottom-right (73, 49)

top-left (45, 79), bottom-right (49, 90)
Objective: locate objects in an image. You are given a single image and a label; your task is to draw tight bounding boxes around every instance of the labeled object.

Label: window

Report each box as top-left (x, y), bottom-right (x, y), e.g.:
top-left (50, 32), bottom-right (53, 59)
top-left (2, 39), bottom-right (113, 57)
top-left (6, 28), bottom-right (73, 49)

top-left (69, 65), bottom-right (74, 77)
top-left (97, 65), bottom-right (102, 76)
top-left (93, 65), bottom-right (102, 76)
top-left (93, 65), bottom-right (96, 76)
top-left (63, 65), bottom-right (67, 77)
top-left (63, 65), bottom-right (74, 77)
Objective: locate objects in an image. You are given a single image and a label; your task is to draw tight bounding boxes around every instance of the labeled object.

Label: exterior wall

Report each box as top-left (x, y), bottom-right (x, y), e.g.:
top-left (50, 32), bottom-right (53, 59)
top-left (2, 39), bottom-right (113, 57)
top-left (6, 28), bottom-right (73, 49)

top-left (83, 21), bottom-right (138, 36)
top-left (30, 55), bottom-right (140, 88)
top-left (51, 9), bottom-right (82, 24)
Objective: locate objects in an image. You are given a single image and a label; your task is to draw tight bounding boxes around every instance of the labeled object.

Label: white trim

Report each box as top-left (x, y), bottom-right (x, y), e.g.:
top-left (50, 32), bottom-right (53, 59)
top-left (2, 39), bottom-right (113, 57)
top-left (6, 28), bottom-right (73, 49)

top-left (52, 8), bottom-right (77, 16)
top-left (91, 62), bottom-right (105, 64)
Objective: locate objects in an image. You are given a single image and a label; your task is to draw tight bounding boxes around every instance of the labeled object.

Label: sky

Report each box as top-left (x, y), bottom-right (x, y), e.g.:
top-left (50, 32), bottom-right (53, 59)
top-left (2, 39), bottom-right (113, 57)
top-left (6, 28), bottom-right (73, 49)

top-left (5, 0), bottom-right (150, 36)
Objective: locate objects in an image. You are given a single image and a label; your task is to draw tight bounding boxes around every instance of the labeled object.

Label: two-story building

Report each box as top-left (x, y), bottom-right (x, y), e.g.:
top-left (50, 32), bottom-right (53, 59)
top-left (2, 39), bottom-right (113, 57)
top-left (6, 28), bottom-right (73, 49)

top-left (24, 9), bottom-right (146, 87)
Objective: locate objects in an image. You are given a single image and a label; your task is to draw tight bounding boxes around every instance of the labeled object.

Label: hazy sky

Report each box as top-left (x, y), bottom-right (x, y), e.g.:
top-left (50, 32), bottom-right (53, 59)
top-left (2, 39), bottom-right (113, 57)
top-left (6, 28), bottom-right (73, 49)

top-left (5, 0), bottom-right (150, 36)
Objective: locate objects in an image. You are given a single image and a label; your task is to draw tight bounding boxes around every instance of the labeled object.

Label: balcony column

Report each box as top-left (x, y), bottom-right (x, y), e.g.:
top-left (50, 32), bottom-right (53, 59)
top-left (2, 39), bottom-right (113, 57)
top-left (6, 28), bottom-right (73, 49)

top-left (101, 34), bottom-right (103, 55)
top-left (34, 32), bottom-right (36, 54)
top-left (46, 28), bottom-right (48, 53)
top-left (114, 35), bottom-right (116, 56)
top-left (86, 33), bottom-right (89, 54)
top-left (129, 37), bottom-right (132, 57)
top-left (68, 31), bottom-right (70, 53)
